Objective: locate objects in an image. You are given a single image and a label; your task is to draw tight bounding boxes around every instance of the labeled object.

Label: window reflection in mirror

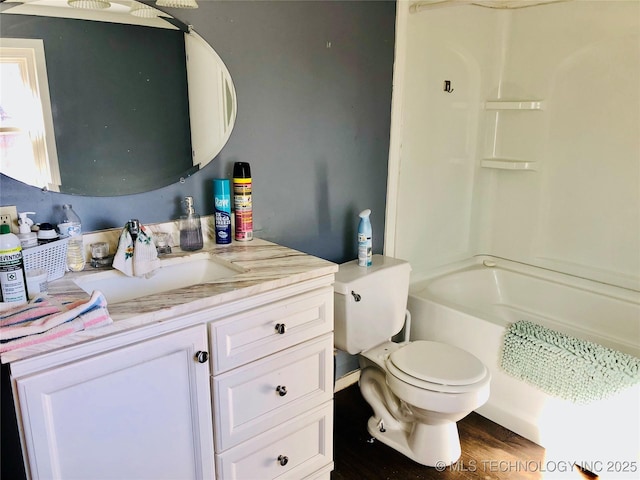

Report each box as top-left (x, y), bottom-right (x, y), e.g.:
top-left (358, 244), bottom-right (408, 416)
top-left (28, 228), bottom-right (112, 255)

top-left (0, 38), bottom-right (60, 191)
top-left (0, 0), bottom-right (237, 196)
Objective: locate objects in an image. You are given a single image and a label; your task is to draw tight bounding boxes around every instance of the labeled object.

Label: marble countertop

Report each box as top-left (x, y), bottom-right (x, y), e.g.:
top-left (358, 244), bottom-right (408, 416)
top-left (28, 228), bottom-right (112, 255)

top-left (1, 238), bottom-right (337, 364)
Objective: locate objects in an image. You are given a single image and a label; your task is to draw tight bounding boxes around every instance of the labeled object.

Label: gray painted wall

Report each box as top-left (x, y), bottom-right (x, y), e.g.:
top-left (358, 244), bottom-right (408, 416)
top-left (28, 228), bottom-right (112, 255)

top-left (0, 1), bottom-right (396, 378)
top-left (1, 0), bottom-right (395, 262)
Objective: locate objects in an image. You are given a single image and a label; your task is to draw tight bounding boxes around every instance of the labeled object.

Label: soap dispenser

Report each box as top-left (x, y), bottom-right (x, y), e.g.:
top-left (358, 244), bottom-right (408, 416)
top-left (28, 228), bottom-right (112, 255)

top-left (17, 212), bottom-right (38, 249)
top-left (180, 196), bottom-right (203, 251)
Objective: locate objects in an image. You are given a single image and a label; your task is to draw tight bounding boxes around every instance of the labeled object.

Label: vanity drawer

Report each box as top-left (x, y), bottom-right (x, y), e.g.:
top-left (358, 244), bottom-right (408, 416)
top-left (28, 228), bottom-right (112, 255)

top-left (215, 400), bottom-right (333, 480)
top-left (213, 333), bottom-right (333, 451)
top-left (210, 286), bottom-right (333, 374)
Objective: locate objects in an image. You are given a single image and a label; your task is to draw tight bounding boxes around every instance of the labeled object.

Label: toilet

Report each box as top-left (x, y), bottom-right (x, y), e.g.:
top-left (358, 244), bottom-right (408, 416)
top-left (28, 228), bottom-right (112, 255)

top-left (334, 255), bottom-right (490, 467)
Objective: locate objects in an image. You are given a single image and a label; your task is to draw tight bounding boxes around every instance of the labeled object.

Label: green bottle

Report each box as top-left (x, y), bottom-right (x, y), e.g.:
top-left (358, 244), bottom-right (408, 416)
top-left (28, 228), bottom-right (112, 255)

top-left (0, 223), bottom-right (29, 303)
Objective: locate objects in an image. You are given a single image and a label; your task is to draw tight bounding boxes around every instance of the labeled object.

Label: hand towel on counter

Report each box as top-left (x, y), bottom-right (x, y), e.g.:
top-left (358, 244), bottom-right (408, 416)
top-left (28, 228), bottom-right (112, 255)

top-left (0, 291), bottom-right (112, 353)
top-left (112, 227), bottom-right (135, 276)
top-left (112, 224), bottom-right (159, 277)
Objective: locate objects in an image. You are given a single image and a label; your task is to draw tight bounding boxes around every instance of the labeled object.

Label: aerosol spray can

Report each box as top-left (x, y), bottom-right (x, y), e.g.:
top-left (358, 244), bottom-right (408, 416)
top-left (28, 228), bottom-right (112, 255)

top-left (213, 178), bottom-right (232, 244)
top-left (233, 162), bottom-right (253, 241)
top-left (357, 209), bottom-right (372, 267)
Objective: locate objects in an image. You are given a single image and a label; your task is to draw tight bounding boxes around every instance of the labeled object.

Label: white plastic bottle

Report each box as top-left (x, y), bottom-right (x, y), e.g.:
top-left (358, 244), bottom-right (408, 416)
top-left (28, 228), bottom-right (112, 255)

top-left (58, 204), bottom-right (85, 272)
top-left (0, 224), bottom-right (29, 303)
top-left (17, 212), bottom-right (38, 249)
top-left (357, 209), bottom-right (372, 267)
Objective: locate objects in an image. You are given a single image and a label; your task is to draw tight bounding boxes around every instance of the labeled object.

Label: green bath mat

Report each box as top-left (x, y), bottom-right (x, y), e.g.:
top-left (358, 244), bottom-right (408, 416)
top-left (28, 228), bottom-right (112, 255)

top-left (501, 320), bottom-right (640, 404)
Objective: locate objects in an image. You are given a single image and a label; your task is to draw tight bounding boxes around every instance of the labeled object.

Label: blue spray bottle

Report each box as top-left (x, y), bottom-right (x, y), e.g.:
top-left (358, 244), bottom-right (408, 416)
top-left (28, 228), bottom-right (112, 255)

top-left (357, 209), bottom-right (372, 267)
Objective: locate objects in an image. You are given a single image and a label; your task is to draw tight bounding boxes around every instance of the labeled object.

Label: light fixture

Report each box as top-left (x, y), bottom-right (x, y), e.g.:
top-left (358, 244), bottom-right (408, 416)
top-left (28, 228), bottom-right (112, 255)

top-left (67, 0), bottom-right (111, 9)
top-left (129, 1), bottom-right (162, 17)
top-left (156, 0), bottom-right (198, 8)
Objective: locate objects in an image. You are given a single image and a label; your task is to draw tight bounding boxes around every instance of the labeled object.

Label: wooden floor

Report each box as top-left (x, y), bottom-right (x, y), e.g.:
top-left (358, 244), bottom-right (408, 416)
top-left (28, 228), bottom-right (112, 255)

top-left (331, 384), bottom-right (595, 480)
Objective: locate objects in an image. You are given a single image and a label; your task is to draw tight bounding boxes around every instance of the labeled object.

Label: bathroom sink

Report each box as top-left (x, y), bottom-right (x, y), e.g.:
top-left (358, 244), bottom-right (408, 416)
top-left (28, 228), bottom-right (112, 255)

top-left (73, 252), bottom-right (245, 304)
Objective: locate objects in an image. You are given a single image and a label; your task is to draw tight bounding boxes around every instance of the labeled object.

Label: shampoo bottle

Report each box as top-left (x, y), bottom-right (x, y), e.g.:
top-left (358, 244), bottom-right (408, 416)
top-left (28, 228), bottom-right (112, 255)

top-left (357, 209), bottom-right (372, 267)
top-left (0, 224), bottom-right (29, 303)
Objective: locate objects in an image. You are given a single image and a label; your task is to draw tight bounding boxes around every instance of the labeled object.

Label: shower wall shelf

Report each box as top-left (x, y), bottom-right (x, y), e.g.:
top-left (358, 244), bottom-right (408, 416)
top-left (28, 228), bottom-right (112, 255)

top-left (481, 99), bottom-right (544, 171)
top-left (480, 158), bottom-right (537, 170)
top-left (484, 101), bottom-right (544, 110)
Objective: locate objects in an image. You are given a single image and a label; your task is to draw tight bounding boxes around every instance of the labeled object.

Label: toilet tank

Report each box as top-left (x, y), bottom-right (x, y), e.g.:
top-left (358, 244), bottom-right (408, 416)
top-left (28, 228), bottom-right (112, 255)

top-left (333, 255), bottom-right (411, 354)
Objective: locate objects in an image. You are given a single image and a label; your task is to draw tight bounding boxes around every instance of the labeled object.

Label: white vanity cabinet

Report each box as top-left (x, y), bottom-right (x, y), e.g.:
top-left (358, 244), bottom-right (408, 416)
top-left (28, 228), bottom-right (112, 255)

top-left (8, 269), bottom-right (336, 480)
top-left (12, 325), bottom-right (215, 480)
top-left (210, 286), bottom-right (334, 480)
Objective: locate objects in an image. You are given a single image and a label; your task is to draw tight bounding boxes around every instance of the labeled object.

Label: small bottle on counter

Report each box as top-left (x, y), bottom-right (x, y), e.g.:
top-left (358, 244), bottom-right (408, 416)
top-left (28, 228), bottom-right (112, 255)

top-left (180, 196), bottom-right (203, 251)
top-left (17, 212), bottom-right (38, 249)
top-left (58, 204), bottom-right (85, 272)
top-left (0, 223), bottom-right (29, 303)
top-left (36, 223), bottom-right (59, 244)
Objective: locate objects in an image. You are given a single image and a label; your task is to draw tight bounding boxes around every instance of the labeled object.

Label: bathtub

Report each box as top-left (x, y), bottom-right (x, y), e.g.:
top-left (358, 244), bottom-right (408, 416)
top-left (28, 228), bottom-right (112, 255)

top-left (408, 256), bottom-right (640, 474)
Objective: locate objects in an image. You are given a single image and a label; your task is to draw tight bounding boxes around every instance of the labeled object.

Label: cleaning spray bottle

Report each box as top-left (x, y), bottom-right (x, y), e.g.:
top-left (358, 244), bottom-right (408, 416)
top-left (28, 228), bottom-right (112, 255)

top-left (357, 209), bottom-right (372, 267)
top-left (213, 179), bottom-right (232, 244)
top-left (233, 162), bottom-right (253, 241)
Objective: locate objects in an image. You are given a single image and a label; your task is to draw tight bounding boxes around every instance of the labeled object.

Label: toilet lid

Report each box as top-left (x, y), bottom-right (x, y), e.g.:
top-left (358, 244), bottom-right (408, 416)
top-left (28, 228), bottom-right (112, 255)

top-left (389, 341), bottom-right (487, 386)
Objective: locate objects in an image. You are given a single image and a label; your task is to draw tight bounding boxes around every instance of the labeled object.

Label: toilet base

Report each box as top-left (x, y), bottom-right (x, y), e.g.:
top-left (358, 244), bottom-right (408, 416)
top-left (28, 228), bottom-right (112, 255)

top-left (366, 415), bottom-right (461, 467)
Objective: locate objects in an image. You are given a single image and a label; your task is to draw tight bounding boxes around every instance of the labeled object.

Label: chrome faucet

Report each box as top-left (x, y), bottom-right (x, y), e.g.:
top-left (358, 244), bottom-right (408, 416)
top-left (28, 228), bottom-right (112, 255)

top-left (128, 219), bottom-right (140, 241)
top-left (89, 241), bottom-right (112, 268)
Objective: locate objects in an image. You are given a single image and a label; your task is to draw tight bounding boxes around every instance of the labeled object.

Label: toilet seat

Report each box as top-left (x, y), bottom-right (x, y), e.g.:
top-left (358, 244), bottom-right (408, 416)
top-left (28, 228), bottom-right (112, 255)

top-left (386, 341), bottom-right (488, 394)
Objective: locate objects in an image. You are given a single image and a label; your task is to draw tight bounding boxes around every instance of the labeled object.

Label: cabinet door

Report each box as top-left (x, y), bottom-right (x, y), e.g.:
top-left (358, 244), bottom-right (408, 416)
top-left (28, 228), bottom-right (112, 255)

top-left (15, 325), bottom-right (215, 480)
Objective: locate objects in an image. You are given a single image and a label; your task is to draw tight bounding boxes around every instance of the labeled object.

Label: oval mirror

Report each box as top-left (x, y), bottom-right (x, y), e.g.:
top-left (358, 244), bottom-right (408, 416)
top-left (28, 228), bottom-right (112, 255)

top-left (0, 0), bottom-right (237, 196)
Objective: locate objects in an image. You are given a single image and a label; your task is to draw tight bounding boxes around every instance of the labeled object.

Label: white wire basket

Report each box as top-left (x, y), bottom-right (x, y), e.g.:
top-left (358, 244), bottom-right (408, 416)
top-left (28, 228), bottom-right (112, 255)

top-left (23, 237), bottom-right (69, 281)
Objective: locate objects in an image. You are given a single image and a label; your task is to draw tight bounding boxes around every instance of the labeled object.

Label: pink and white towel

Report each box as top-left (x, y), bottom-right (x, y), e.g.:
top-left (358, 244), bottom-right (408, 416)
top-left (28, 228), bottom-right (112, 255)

top-left (0, 291), bottom-right (112, 353)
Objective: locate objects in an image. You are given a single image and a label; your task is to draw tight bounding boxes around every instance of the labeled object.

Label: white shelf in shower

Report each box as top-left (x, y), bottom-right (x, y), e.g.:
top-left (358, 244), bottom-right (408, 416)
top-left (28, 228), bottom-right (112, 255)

top-left (481, 158), bottom-right (537, 171)
top-left (484, 101), bottom-right (544, 110)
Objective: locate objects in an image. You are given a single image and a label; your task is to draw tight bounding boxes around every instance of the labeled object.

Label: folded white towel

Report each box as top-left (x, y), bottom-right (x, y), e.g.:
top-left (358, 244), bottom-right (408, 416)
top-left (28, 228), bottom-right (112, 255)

top-left (113, 224), bottom-right (159, 277)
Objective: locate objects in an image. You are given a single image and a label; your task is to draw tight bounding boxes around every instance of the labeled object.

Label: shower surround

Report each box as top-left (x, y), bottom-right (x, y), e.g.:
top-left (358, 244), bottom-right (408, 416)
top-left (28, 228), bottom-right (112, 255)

top-left (385, 0), bottom-right (640, 470)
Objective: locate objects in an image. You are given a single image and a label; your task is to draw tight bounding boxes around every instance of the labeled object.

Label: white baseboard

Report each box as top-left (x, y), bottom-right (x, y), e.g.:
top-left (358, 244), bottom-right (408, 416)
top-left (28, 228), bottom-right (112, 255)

top-left (334, 369), bottom-right (360, 393)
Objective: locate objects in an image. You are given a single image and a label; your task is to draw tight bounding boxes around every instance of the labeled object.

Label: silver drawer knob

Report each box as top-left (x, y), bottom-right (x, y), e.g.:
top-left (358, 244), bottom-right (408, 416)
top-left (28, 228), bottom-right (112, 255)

top-left (276, 385), bottom-right (287, 397)
top-left (275, 323), bottom-right (286, 334)
top-left (194, 351), bottom-right (209, 363)
top-left (277, 455), bottom-right (288, 466)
